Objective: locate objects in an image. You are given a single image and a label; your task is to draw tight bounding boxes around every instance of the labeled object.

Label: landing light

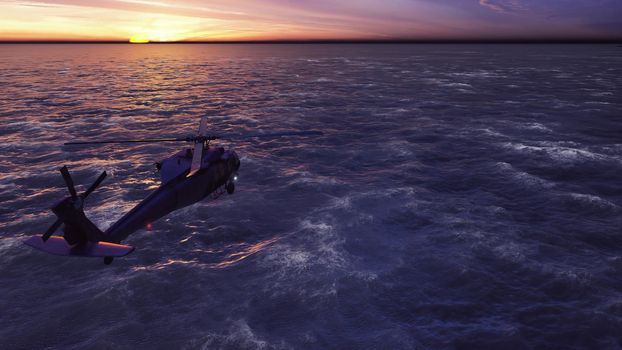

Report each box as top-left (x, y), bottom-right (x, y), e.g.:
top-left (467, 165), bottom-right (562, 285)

top-left (233, 176), bottom-right (238, 181)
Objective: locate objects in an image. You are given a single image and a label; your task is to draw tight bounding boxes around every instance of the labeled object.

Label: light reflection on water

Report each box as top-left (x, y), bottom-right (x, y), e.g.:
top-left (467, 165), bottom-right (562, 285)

top-left (132, 235), bottom-right (284, 271)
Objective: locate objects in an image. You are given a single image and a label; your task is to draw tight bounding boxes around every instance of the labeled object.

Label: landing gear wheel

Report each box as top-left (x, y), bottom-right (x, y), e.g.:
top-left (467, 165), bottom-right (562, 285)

top-left (226, 181), bottom-right (235, 194)
top-left (104, 256), bottom-right (114, 265)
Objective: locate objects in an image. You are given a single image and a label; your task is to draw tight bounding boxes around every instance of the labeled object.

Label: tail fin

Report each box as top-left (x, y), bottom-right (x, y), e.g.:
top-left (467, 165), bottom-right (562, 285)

top-left (57, 203), bottom-right (106, 245)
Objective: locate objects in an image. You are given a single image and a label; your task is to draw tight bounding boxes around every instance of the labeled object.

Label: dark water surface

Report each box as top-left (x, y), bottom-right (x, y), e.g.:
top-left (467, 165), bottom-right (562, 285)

top-left (1, 44), bottom-right (621, 349)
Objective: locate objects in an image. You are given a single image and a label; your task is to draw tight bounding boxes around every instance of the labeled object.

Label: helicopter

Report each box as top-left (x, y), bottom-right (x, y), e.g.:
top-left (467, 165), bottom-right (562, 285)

top-left (24, 117), bottom-right (322, 264)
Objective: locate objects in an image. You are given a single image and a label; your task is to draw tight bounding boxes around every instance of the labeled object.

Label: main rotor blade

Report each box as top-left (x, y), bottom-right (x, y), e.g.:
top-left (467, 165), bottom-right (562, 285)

top-left (82, 171), bottom-right (107, 199)
top-left (60, 166), bottom-right (78, 199)
top-left (218, 130), bottom-right (323, 141)
top-left (198, 116), bottom-right (208, 137)
top-left (64, 138), bottom-right (186, 146)
top-left (42, 219), bottom-right (62, 242)
top-left (62, 130), bottom-right (322, 146)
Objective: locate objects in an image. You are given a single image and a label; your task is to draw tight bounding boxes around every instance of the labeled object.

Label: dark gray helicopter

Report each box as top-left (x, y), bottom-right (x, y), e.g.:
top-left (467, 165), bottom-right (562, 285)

top-left (24, 117), bottom-right (321, 264)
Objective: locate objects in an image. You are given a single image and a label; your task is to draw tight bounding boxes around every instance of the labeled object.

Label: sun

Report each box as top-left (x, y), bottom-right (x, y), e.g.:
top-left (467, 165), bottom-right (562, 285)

top-left (129, 34), bottom-right (149, 43)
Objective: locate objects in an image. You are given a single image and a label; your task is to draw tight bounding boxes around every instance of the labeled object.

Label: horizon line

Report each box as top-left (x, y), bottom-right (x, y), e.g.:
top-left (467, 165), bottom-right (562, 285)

top-left (1, 39), bottom-right (621, 44)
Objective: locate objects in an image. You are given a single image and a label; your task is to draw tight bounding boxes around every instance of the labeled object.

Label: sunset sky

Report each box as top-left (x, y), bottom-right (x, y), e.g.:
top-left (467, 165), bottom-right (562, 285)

top-left (0, 0), bottom-right (620, 41)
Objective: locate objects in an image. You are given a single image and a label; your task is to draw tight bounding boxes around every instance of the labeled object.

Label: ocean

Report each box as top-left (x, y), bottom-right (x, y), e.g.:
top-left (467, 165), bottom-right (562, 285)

top-left (0, 44), bottom-right (621, 349)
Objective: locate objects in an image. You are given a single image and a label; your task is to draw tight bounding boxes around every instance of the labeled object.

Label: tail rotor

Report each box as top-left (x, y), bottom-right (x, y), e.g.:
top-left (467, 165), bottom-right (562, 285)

top-left (41, 166), bottom-right (107, 242)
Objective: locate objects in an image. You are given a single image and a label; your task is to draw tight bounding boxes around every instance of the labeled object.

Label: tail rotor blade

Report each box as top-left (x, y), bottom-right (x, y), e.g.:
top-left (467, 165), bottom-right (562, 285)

top-left (42, 219), bottom-right (62, 242)
top-left (82, 171), bottom-right (107, 199)
top-left (60, 166), bottom-right (78, 200)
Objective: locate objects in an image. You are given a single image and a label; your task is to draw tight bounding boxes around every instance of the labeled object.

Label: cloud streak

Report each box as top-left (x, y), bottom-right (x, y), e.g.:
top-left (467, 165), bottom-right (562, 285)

top-left (479, 0), bottom-right (505, 13)
top-left (478, 0), bottom-right (526, 13)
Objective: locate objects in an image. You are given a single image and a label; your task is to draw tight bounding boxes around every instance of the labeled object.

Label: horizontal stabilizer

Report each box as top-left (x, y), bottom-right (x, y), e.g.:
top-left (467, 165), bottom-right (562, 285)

top-left (24, 236), bottom-right (134, 258)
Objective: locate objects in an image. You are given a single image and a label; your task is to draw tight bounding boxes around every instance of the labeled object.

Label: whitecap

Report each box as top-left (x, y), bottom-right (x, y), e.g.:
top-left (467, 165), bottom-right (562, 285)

top-left (493, 242), bottom-right (526, 263)
top-left (521, 122), bottom-right (553, 132)
top-left (495, 162), bottom-right (555, 189)
top-left (285, 170), bottom-right (340, 187)
top-left (312, 77), bottom-right (333, 83)
top-left (567, 192), bottom-right (618, 209)
top-left (478, 128), bottom-right (506, 137)
top-left (445, 82), bottom-right (472, 88)
top-left (189, 319), bottom-right (281, 350)
top-left (590, 92), bottom-right (613, 97)
top-left (501, 142), bottom-right (614, 164)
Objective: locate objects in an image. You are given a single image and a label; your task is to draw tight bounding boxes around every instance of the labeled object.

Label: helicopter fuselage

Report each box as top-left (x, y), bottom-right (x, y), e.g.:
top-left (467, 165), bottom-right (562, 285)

top-left (23, 117), bottom-right (319, 263)
top-left (104, 146), bottom-right (240, 243)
